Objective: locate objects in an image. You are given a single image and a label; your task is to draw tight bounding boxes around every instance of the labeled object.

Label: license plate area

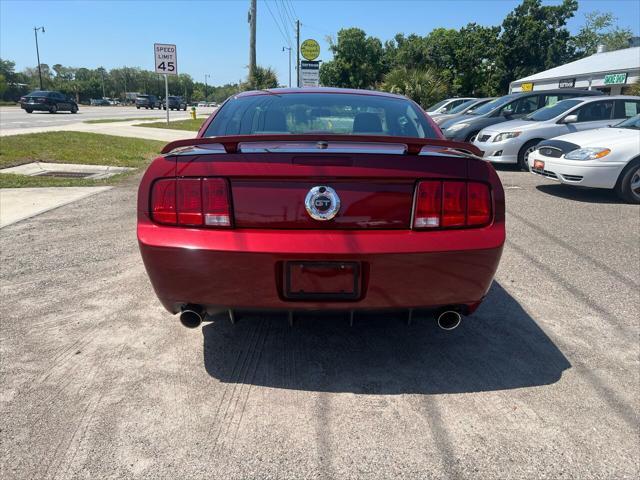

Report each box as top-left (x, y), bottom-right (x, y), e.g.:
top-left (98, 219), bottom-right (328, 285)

top-left (533, 159), bottom-right (545, 171)
top-left (284, 261), bottom-right (360, 300)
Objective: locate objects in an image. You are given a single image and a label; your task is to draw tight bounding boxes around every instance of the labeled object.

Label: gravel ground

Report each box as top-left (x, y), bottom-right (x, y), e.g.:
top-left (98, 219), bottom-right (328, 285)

top-left (1, 169), bottom-right (638, 479)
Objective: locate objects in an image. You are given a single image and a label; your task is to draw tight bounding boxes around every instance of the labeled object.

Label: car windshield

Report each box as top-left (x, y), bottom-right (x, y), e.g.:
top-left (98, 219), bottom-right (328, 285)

top-left (204, 92), bottom-right (438, 138)
top-left (28, 91), bottom-right (49, 97)
top-left (447, 99), bottom-right (477, 114)
top-left (523, 99), bottom-right (582, 121)
top-left (468, 95), bottom-right (517, 115)
top-left (613, 114), bottom-right (640, 129)
top-left (138, 95), bottom-right (149, 99)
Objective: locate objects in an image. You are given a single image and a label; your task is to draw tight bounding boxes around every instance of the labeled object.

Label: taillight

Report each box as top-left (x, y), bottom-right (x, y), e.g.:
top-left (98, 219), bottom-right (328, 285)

top-left (150, 177), bottom-right (231, 227)
top-left (413, 180), bottom-right (491, 229)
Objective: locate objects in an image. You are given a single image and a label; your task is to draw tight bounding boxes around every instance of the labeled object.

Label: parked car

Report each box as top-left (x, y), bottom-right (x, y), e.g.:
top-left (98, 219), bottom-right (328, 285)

top-left (528, 114), bottom-right (640, 204)
top-left (441, 89), bottom-right (603, 143)
top-left (163, 96), bottom-right (187, 111)
top-left (136, 94), bottom-right (161, 109)
top-left (90, 98), bottom-right (110, 106)
top-left (425, 97), bottom-right (475, 114)
top-left (431, 98), bottom-right (495, 125)
top-left (19, 90), bottom-right (78, 114)
top-left (473, 95), bottom-right (640, 169)
top-left (138, 88), bottom-right (505, 330)
top-left (197, 101), bottom-right (208, 107)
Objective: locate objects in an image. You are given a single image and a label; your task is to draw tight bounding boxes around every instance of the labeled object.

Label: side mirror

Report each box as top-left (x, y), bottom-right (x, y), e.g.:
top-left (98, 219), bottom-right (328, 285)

top-left (562, 114), bottom-right (578, 124)
top-left (501, 108), bottom-right (514, 117)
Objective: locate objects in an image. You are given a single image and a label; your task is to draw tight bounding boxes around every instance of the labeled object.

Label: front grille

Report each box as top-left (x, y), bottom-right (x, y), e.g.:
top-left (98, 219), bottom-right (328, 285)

top-left (538, 147), bottom-right (563, 158)
top-left (560, 174), bottom-right (583, 182)
top-left (478, 134), bottom-right (491, 142)
top-left (532, 168), bottom-right (558, 179)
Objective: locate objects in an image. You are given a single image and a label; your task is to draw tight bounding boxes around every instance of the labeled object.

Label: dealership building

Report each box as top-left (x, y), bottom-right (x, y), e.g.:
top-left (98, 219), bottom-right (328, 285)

top-left (510, 46), bottom-right (640, 95)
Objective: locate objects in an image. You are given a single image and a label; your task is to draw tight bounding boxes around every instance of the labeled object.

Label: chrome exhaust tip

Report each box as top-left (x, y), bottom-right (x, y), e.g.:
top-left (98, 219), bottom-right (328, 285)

top-left (437, 310), bottom-right (462, 331)
top-left (180, 304), bottom-right (204, 329)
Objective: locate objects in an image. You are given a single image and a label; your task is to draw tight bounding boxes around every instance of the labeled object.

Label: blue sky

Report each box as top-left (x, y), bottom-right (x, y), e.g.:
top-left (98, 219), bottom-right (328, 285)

top-left (1, 0), bottom-right (639, 86)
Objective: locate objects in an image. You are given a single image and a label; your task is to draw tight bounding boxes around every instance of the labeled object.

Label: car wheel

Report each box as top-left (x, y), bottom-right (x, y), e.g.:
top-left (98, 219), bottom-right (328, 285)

top-left (49, 104), bottom-right (58, 114)
top-left (71, 105), bottom-right (78, 114)
top-left (615, 161), bottom-right (640, 204)
top-left (465, 132), bottom-right (479, 143)
top-left (137, 106), bottom-right (140, 109)
top-left (25, 108), bottom-right (33, 114)
top-left (518, 140), bottom-right (541, 171)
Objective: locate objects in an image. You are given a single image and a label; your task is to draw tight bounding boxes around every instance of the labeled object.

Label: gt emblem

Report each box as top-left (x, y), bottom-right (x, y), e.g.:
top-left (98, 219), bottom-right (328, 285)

top-left (305, 186), bottom-right (341, 221)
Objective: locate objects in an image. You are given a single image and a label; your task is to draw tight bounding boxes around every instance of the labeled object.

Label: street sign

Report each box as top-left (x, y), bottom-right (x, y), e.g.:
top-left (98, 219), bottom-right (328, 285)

top-left (154, 43), bottom-right (177, 75)
top-left (300, 60), bottom-right (320, 87)
top-left (300, 39), bottom-right (320, 61)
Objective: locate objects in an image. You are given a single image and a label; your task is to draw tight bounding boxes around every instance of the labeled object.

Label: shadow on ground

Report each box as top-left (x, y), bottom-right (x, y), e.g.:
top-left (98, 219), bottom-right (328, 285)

top-left (202, 282), bottom-right (570, 394)
top-left (536, 183), bottom-right (624, 204)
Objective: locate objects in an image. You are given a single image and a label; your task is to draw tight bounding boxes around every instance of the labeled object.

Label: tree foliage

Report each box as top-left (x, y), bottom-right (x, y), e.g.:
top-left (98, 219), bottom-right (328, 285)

top-left (572, 11), bottom-right (633, 55)
top-left (381, 67), bottom-right (446, 108)
top-left (245, 65), bottom-right (279, 90)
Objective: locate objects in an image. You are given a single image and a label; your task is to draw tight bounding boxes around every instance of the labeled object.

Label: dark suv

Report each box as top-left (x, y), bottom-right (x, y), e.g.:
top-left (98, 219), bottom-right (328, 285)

top-left (136, 95), bottom-right (160, 110)
top-left (440, 89), bottom-right (603, 142)
top-left (19, 91), bottom-right (78, 114)
top-left (163, 96), bottom-right (187, 111)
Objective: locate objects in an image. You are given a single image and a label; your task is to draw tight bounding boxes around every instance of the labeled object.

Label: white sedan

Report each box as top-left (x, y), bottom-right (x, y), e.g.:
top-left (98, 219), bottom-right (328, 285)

top-left (528, 115), bottom-right (640, 203)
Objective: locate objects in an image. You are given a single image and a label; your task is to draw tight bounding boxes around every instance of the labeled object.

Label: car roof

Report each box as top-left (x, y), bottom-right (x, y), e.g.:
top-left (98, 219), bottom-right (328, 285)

top-left (514, 88), bottom-right (602, 96)
top-left (234, 87), bottom-right (409, 101)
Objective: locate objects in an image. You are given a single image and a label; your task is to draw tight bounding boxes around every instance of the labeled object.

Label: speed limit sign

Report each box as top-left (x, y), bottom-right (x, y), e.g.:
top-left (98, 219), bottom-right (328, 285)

top-left (154, 43), bottom-right (177, 75)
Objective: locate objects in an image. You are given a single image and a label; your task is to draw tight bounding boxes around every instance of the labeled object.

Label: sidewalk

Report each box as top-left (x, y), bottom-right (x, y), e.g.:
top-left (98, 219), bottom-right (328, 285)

top-left (0, 119), bottom-right (195, 142)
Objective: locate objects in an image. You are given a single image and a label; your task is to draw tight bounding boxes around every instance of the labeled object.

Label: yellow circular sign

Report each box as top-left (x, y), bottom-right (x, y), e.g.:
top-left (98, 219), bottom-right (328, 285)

top-left (300, 39), bottom-right (320, 61)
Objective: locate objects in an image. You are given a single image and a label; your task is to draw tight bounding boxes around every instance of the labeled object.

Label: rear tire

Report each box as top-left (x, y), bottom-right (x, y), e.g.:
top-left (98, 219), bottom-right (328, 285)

top-left (518, 140), bottom-right (541, 171)
top-left (71, 105), bottom-right (78, 114)
top-left (25, 108), bottom-right (33, 114)
top-left (136, 106), bottom-right (140, 109)
top-left (615, 160), bottom-right (640, 204)
top-left (49, 104), bottom-right (57, 114)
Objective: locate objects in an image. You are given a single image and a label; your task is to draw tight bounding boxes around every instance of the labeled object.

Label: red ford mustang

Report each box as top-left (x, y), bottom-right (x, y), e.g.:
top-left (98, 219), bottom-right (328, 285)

top-left (138, 88), bottom-right (505, 330)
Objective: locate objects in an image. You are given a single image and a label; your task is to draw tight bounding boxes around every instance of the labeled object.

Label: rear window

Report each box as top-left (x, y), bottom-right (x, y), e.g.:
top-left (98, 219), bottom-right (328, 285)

top-left (470, 95), bottom-right (518, 115)
top-left (204, 92), bottom-right (437, 138)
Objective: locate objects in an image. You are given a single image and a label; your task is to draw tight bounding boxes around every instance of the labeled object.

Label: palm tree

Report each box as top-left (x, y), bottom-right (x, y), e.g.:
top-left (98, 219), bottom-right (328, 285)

top-left (381, 67), bottom-right (447, 109)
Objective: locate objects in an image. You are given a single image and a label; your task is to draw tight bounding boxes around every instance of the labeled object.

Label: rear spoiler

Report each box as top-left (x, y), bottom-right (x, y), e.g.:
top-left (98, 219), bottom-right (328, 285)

top-left (160, 134), bottom-right (483, 158)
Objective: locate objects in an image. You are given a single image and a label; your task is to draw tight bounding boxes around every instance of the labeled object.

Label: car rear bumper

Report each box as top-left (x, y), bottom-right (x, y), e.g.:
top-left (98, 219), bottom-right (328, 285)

top-left (20, 103), bottom-right (50, 111)
top-left (527, 152), bottom-right (626, 189)
top-left (138, 223), bottom-right (504, 314)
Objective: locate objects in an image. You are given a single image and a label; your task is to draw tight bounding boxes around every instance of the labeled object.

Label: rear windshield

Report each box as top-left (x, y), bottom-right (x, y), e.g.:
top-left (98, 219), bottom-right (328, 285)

top-left (204, 92), bottom-right (438, 138)
top-left (524, 99), bottom-right (582, 121)
top-left (28, 91), bottom-right (51, 97)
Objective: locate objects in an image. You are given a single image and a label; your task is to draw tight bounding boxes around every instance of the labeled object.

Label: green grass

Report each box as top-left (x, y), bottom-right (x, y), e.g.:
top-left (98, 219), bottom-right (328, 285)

top-left (0, 101), bottom-right (17, 106)
top-left (136, 117), bottom-right (205, 131)
top-left (84, 117), bottom-right (162, 124)
top-left (0, 131), bottom-right (165, 188)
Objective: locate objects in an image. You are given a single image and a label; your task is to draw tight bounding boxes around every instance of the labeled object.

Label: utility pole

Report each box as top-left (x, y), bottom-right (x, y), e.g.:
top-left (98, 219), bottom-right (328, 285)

top-left (204, 74), bottom-right (210, 101)
top-left (33, 26), bottom-right (45, 90)
top-left (282, 47), bottom-right (292, 87)
top-left (248, 0), bottom-right (257, 88)
top-left (296, 20), bottom-right (300, 87)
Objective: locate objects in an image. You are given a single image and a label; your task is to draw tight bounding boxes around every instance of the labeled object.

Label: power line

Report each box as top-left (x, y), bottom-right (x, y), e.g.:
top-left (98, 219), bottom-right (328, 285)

top-left (285, 0), bottom-right (298, 21)
top-left (263, 0), bottom-right (292, 47)
top-left (280, 0), bottom-right (296, 28)
top-left (274, 0), bottom-right (293, 46)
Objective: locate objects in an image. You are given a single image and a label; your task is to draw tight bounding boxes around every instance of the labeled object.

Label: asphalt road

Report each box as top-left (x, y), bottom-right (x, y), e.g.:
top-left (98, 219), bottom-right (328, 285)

top-left (0, 105), bottom-right (216, 132)
top-left (1, 169), bottom-right (638, 479)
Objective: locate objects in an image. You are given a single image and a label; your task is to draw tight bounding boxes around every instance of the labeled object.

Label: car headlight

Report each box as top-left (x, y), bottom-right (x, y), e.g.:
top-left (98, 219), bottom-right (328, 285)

top-left (493, 131), bottom-right (521, 142)
top-left (564, 147), bottom-right (611, 161)
top-left (446, 122), bottom-right (469, 132)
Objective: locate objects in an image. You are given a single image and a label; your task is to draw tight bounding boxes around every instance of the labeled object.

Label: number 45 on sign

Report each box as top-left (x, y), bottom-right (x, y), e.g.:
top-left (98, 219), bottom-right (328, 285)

top-left (155, 43), bottom-right (177, 75)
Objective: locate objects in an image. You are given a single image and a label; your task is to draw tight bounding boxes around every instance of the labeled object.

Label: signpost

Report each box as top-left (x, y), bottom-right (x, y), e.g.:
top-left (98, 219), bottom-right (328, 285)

top-left (299, 39), bottom-right (320, 87)
top-left (154, 43), bottom-right (177, 124)
top-left (300, 61), bottom-right (320, 87)
top-left (558, 78), bottom-right (575, 88)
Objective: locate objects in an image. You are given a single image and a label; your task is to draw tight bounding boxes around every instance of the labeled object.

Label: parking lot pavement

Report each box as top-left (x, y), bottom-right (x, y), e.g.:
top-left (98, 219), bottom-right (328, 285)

top-left (0, 170), bottom-right (638, 479)
top-left (0, 105), bottom-right (215, 132)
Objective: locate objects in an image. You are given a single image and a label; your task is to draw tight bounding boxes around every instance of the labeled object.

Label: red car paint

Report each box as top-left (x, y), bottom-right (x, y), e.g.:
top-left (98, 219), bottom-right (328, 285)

top-left (138, 88), bottom-right (505, 316)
